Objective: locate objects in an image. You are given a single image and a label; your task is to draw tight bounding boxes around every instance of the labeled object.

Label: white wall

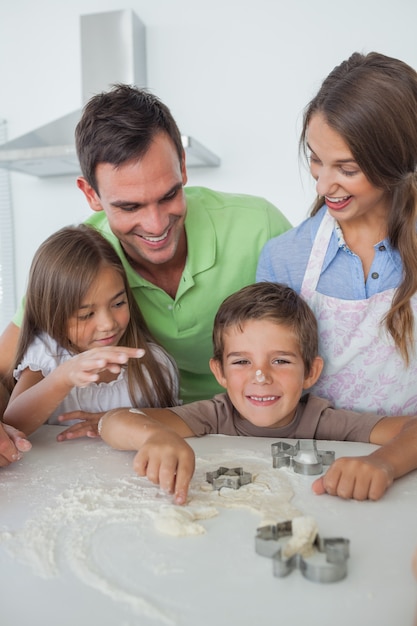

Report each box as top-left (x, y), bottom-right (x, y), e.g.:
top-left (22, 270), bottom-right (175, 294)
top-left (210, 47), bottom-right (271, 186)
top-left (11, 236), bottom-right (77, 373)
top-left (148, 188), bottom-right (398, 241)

top-left (1, 0), bottom-right (417, 325)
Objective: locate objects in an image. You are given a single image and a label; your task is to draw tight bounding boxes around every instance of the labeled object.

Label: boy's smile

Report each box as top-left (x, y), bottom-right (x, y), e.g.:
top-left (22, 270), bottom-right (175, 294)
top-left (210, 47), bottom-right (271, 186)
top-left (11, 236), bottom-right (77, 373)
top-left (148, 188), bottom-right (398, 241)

top-left (209, 319), bottom-right (322, 429)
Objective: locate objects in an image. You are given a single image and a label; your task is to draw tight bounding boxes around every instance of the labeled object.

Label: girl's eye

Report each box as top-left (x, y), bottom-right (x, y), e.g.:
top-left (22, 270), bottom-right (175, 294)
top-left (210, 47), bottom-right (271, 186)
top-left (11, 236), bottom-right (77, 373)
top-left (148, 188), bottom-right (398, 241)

top-left (78, 312), bottom-right (93, 321)
top-left (114, 299), bottom-right (127, 308)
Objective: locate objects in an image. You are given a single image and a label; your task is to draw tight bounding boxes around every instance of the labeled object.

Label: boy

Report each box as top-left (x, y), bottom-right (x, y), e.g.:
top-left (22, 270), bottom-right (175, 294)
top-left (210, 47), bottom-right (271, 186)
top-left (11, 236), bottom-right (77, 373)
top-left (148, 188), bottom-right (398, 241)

top-left (98, 283), bottom-right (417, 505)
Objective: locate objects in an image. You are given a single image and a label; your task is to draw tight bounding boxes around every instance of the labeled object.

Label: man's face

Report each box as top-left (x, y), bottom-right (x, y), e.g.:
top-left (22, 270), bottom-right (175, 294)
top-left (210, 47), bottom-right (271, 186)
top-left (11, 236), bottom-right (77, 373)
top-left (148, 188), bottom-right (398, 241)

top-left (77, 132), bottom-right (188, 272)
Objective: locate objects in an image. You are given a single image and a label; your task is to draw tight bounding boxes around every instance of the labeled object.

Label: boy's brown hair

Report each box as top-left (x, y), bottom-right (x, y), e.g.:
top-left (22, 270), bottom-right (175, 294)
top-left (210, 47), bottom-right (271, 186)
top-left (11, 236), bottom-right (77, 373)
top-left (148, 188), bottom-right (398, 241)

top-left (212, 282), bottom-right (319, 374)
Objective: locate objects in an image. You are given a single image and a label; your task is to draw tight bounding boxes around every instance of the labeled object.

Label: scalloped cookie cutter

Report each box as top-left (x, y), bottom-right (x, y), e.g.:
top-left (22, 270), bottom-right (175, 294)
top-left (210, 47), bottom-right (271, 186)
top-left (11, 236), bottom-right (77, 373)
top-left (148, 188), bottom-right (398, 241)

top-left (206, 466), bottom-right (252, 490)
top-left (256, 520), bottom-right (350, 583)
top-left (271, 439), bottom-right (335, 475)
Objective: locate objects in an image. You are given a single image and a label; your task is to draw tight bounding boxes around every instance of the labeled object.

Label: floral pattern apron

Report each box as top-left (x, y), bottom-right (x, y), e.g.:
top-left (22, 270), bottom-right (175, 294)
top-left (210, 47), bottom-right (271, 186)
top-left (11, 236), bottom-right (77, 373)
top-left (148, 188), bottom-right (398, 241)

top-left (301, 210), bottom-right (417, 415)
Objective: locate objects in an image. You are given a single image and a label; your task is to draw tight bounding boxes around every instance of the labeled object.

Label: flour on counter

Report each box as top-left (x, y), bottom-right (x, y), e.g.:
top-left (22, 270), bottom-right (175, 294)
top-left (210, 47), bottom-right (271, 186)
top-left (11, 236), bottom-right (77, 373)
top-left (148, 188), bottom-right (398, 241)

top-left (0, 450), bottom-right (301, 623)
top-left (155, 453), bottom-right (301, 537)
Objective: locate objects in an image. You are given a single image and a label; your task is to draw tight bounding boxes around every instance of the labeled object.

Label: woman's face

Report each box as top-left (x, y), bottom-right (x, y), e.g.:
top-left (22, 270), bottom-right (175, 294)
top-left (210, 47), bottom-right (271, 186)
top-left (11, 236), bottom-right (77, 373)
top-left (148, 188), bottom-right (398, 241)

top-left (307, 112), bottom-right (390, 227)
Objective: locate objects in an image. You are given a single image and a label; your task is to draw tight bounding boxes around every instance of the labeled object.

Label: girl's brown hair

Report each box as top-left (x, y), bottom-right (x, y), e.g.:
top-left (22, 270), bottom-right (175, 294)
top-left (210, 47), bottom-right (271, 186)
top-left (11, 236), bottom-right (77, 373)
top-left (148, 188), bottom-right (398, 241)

top-left (300, 52), bottom-right (417, 364)
top-left (14, 224), bottom-right (178, 407)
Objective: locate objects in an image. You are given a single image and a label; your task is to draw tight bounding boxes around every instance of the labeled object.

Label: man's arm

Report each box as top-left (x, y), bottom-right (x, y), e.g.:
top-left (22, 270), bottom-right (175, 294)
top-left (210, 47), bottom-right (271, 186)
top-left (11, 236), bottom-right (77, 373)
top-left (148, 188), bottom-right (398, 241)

top-left (99, 407), bottom-right (196, 504)
top-left (0, 322), bottom-right (20, 416)
top-left (312, 416), bottom-right (417, 500)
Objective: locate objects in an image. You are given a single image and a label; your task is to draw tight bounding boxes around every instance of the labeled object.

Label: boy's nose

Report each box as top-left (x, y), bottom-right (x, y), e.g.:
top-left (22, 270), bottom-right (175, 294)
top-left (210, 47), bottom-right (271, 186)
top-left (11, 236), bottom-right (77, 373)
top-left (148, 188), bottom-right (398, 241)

top-left (253, 369), bottom-right (271, 384)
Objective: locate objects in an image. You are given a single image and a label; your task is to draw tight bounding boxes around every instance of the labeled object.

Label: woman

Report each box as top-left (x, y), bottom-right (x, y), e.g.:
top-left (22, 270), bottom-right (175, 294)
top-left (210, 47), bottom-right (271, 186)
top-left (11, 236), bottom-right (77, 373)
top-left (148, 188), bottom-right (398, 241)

top-left (257, 51), bottom-right (417, 415)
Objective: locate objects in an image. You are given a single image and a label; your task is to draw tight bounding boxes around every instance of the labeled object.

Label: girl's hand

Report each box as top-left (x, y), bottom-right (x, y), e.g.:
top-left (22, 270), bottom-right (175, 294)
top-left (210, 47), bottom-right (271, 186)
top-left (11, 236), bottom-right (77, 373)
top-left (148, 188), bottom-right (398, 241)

top-left (62, 347), bottom-right (144, 388)
top-left (312, 455), bottom-right (394, 501)
top-left (56, 411), bottom-right (104, 441)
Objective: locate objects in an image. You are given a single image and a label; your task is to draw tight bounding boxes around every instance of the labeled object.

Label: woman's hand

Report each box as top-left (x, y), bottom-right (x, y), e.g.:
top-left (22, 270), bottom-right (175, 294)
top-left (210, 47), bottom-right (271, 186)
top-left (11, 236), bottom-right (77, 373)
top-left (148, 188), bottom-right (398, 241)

top-left (312, 455), bottom-right (394, 501)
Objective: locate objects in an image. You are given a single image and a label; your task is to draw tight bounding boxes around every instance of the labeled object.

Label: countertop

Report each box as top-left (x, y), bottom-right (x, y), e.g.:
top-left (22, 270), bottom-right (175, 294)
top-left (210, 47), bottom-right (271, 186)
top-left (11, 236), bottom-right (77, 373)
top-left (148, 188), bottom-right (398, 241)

top-left (1, 426), bottom-right (416, 626)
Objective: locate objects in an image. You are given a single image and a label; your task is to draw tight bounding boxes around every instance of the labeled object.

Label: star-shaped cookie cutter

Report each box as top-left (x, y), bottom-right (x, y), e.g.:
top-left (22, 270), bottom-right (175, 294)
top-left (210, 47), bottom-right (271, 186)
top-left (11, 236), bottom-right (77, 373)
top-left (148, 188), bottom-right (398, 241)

top-left (271, 439), bottom-right (335, 475)
top-left (256, 520), bottom-right (350, 583)
top-left (206, 466), bottom-right (252, 490)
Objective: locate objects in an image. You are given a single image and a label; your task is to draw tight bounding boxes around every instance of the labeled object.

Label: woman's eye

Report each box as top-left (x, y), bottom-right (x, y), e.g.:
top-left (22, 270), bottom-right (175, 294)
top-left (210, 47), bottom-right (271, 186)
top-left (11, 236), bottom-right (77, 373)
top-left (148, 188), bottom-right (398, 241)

top-left (340, 168), bottom-right (359, 177)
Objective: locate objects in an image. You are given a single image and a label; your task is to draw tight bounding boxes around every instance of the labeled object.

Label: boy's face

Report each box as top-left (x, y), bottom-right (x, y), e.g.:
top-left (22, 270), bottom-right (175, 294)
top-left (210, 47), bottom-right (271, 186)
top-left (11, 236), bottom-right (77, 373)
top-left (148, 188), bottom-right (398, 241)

top-left (209, 319), bottom-right (322, 429)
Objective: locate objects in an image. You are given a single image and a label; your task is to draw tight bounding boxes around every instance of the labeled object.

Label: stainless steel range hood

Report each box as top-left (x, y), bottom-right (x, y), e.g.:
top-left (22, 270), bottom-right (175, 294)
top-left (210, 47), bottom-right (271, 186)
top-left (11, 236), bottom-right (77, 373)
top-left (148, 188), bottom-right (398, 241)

top-left (0, 9), bottom-right (220, 177)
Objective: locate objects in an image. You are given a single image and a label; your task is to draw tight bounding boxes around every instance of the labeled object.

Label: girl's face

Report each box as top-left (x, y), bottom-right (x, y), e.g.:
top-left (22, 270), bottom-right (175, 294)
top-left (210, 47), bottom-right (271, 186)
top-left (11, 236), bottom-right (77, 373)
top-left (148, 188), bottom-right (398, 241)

top-left (67, 266), bottom-right (130, 352)
top-left (307, 112), bottom-right (390, 226)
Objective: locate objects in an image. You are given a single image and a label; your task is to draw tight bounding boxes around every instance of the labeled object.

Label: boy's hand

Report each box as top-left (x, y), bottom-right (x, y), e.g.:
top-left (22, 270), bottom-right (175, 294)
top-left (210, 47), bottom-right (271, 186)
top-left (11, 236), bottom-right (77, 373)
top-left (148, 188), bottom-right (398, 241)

top-left (133, 430), bottom-right (195, 505)
top-left (312, 456), bottom-right (394, 501)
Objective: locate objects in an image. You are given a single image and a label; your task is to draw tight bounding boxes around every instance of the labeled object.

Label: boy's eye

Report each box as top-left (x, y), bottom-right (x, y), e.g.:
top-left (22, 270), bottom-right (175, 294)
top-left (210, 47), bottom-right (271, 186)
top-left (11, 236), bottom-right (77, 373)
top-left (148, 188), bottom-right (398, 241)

top-left (273, 358), bottom-right (290, 365)
top-left (231, 359), bottom-right (250, 365)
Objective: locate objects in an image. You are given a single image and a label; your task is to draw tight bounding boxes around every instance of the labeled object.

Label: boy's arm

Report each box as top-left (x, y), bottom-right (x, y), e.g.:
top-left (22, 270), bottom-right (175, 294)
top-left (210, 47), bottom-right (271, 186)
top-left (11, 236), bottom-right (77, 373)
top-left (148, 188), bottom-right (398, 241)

top-left (98, 408), bottom-right (197, 504)
top-left (313, 416), bottom-right (417, 501)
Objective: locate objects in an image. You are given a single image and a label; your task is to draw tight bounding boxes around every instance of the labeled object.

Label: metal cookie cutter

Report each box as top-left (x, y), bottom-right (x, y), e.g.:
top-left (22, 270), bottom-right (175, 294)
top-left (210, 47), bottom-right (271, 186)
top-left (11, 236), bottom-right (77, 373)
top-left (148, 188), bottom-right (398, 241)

top-left (256, 521), bottom-right (350, 583)
top-left (206, 466), bottom-right (252, 490)
top-left (271, 439), bottom-right (335, 475)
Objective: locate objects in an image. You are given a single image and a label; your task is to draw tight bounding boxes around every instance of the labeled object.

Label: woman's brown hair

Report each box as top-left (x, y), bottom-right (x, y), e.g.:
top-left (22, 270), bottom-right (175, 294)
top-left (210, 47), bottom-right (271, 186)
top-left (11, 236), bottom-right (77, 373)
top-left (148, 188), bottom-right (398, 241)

top-left (300, 52), bottom-right (417, 364)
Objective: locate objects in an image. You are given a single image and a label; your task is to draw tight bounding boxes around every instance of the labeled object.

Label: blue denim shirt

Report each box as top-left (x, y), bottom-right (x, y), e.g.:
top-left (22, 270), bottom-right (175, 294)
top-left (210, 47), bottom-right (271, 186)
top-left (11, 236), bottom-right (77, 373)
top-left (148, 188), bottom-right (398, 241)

top-left (256, 205), bottom-right (402, 299)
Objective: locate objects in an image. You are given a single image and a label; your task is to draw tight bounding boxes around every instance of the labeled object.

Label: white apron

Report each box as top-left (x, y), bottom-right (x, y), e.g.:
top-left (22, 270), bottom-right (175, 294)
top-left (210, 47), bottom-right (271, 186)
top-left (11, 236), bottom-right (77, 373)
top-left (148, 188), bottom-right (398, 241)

top-left (301, 210), bottom-right (417, 415)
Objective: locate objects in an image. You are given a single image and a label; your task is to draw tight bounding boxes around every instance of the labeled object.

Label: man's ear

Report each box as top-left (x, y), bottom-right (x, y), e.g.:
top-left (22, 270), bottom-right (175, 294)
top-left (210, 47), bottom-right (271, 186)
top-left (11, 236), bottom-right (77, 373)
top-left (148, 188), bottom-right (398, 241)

top-left (77, 177), bottom-right (103, 212)
top-left (302, 356), bottom-right (324, 390)
top-left (209, 358), bottom-right (227, 389)
top-left (181, 149), bottom-right (188, 186)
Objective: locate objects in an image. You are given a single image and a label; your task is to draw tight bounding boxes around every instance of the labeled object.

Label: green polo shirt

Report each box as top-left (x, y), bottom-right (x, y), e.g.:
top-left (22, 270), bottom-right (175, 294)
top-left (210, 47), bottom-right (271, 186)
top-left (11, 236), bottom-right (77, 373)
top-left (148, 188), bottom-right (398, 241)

top-left (14, 187), bottom-right (290, 403)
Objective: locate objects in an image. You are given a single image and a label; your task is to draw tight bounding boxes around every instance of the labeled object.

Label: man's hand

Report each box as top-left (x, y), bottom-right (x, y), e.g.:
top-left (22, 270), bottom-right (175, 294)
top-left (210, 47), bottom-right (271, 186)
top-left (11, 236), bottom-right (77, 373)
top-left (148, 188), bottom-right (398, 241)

top-left (312, 455), bottom-right (394, 501)
top-left (0, 423), bottom-right (32, 467)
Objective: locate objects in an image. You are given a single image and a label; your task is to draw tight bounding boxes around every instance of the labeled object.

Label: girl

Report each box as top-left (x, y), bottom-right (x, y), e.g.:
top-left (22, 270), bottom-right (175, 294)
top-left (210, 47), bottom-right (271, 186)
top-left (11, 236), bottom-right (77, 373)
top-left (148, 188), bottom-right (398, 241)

top-left (4, 225), bottom-right (179, 436)
top-left (257, 51), bottom-right (417, 415)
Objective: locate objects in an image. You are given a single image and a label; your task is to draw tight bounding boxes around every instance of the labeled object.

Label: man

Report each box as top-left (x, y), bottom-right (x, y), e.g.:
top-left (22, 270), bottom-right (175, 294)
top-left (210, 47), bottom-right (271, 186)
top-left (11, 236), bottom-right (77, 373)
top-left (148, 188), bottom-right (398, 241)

top-left (0, 85), bottom-right (290, 422)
